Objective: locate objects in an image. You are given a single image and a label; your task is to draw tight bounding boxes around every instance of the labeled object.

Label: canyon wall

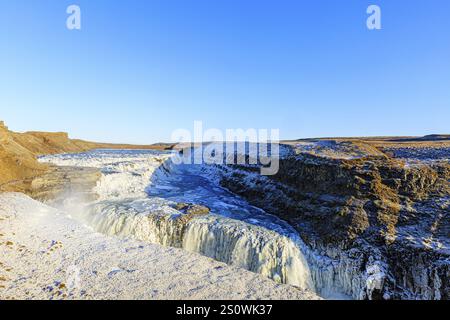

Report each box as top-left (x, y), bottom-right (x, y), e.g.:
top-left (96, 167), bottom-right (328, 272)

top-left (218, 141), bottom-right (449, 299)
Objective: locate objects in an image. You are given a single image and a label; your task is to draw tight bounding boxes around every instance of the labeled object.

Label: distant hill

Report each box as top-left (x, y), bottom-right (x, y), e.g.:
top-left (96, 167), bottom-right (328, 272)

top-left (287, 134), bottom-right (450, 143)
top-left (410, 134), bottom-right (450, 141)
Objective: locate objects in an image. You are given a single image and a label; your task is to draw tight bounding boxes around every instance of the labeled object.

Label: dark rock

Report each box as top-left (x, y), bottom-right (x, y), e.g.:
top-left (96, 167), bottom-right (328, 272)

top-left (174, 203), bottom-right (210, 216)
top-left (216, 145), bottom-right (449, 300)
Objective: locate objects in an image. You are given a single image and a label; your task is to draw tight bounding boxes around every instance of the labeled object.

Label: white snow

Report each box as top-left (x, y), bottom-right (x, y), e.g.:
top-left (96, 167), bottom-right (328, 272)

top-left (0, 193), bottom-right (319, 300)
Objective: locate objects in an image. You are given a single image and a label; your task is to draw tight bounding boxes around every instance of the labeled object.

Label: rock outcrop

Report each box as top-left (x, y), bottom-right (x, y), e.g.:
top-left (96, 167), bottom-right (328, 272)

top-left (30, 166), bottom-right (101, 205)
top-left (0, 121), bottom-right (49, 190)
top-left (216, 139), bottom-right (450, 299)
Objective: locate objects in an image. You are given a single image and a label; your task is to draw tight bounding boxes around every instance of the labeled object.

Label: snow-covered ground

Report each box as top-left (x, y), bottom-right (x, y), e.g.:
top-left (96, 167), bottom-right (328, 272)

top-left (0, 193), bottom-right (319, 300)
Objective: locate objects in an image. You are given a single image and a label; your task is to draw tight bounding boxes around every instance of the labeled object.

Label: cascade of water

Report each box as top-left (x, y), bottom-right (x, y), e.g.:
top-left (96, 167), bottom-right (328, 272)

top-left (75, 199), bottom-right (314, 290)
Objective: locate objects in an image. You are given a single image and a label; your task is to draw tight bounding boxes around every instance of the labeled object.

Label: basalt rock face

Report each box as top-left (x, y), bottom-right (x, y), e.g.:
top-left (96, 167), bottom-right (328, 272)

top-left (218, 142), bottom-right (450, 300)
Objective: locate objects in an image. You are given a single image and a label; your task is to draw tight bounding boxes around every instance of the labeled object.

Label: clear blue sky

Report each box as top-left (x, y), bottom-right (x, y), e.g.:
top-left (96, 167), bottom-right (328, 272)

top-left (0, 0), bottom-right (449, 144)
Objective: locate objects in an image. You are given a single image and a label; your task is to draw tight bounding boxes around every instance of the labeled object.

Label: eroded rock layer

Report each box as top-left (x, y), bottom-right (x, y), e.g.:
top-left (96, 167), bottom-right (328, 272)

top-left (218, 140), bottom-right (449, 299)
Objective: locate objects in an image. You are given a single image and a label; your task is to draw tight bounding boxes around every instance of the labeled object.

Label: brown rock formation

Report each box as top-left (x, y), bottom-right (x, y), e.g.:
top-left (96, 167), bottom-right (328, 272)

top-left (217, 138), bottom-right (450, 299)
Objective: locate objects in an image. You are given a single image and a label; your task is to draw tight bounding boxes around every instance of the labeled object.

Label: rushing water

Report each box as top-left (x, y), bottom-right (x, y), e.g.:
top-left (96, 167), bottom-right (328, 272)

top-left (39, 149), bottom-right (315, 291)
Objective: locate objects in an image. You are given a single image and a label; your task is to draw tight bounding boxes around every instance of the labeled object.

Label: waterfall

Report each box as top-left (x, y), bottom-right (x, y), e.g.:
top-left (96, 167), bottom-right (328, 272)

top-left (40, 149), bottom-right (369, 299)
top-left (75, 198), bottom-right (314, 291)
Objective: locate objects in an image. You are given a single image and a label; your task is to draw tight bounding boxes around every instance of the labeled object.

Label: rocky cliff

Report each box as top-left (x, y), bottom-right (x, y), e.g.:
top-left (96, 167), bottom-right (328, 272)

top-left (217, 139), bottom-right (450, 299)
top-left (0, 121), bottom-right (48, 190)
